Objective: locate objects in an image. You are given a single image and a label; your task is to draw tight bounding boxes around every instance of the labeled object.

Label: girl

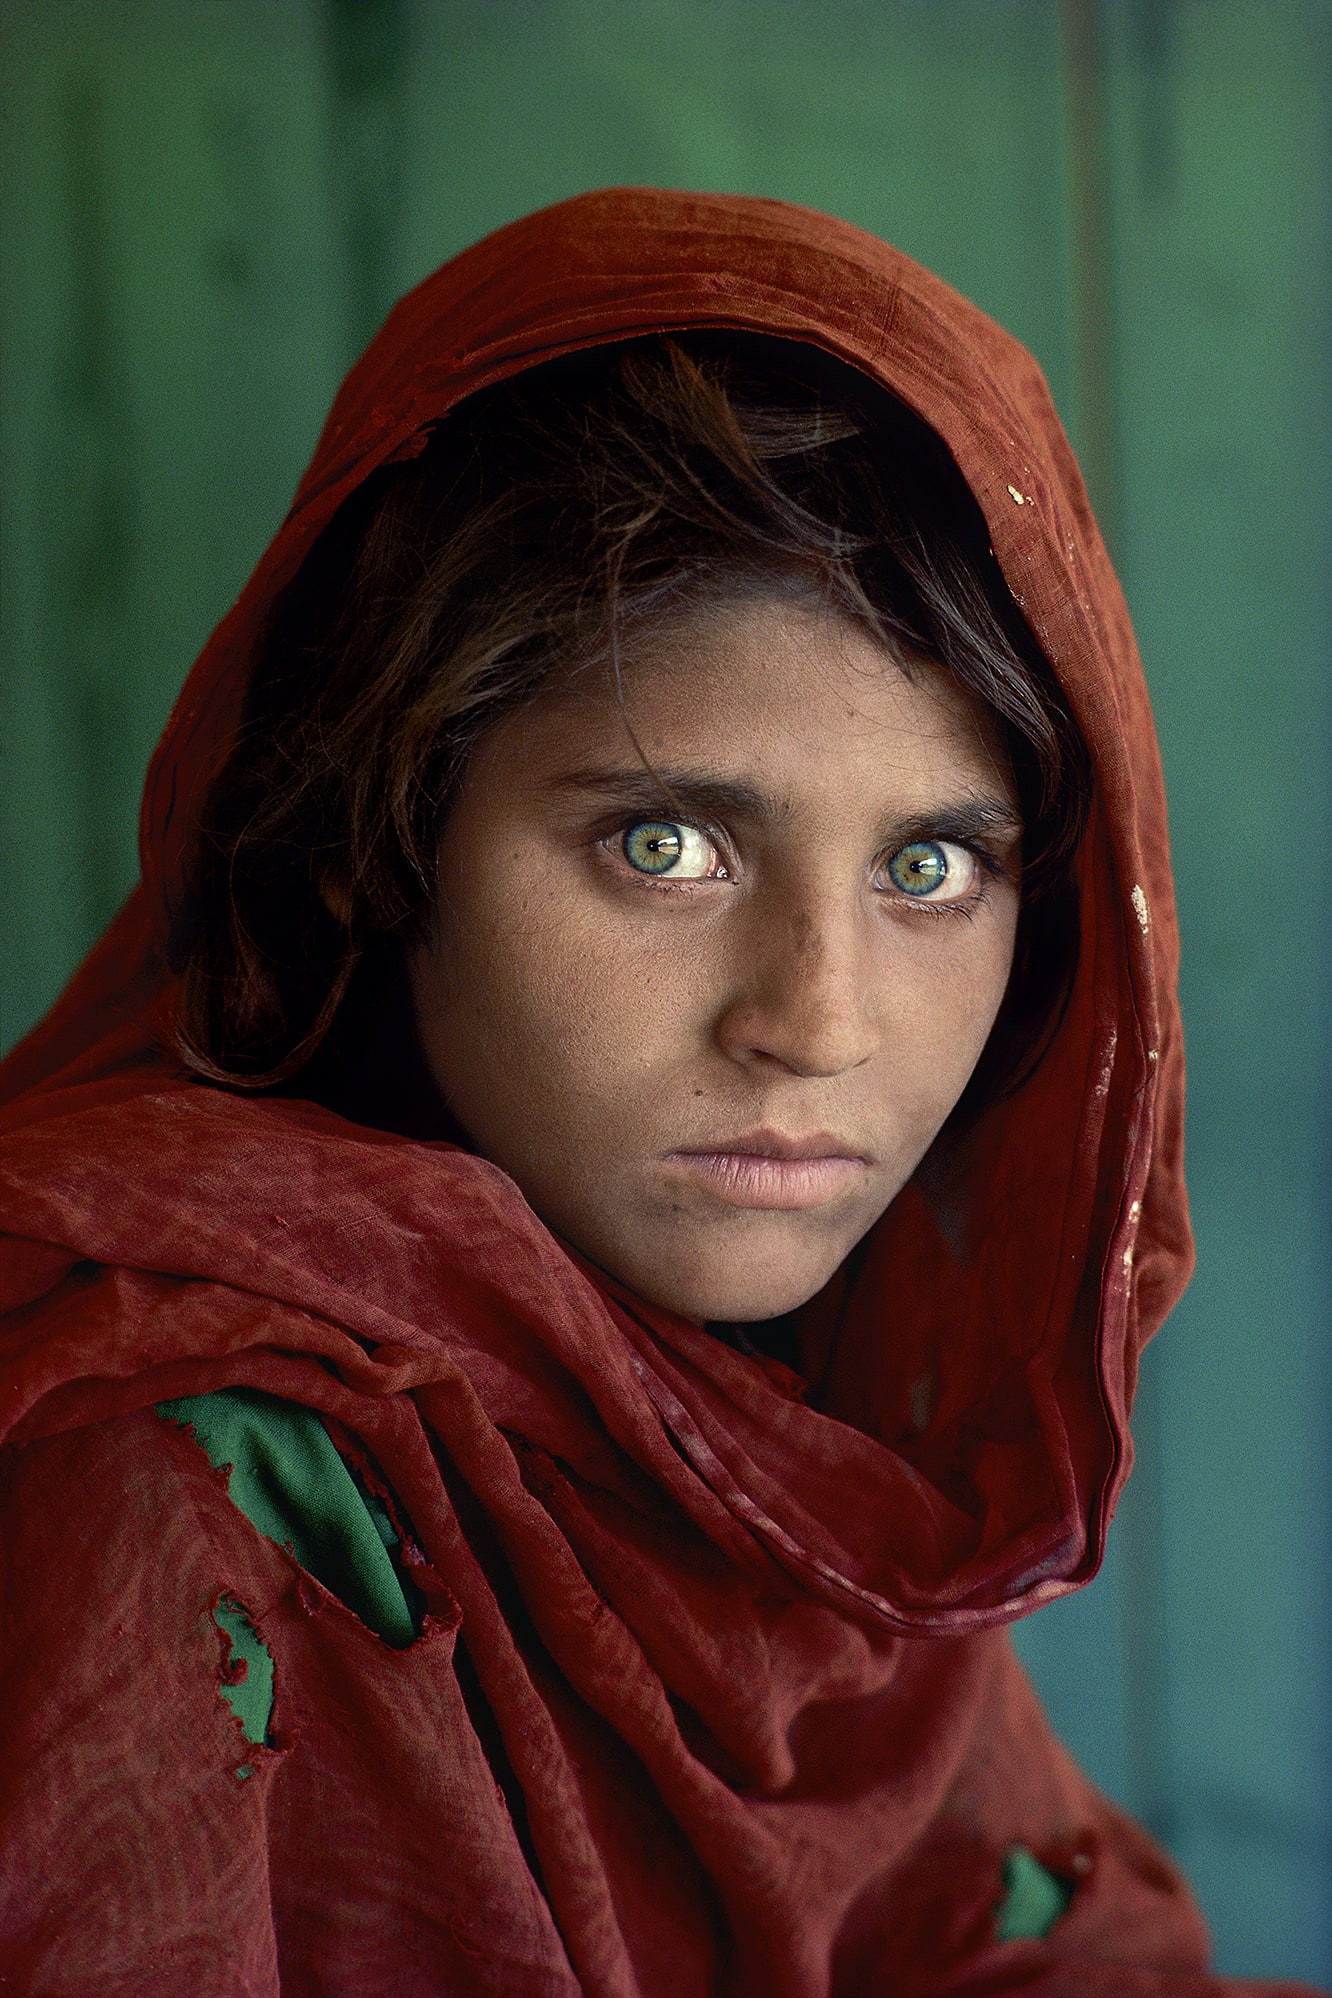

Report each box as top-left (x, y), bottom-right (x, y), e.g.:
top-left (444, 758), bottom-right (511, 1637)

top-left (0, 188), bottom-right (1314, 1996)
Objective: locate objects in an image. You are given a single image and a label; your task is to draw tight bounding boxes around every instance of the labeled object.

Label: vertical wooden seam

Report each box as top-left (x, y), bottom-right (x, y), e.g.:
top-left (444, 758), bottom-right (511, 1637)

top-left (1060, 0), bottom-right (1121, 559)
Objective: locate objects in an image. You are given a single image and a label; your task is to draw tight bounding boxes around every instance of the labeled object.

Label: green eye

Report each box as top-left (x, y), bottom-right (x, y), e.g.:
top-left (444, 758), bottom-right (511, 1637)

top-left (624, 821), bottom-right (685, 874)
top-left (882, 839), bottom-right (977, 901)
top-left (621, 820), bottom-right (720, 880)
top-left (887, 841), bottom-right (949, 894)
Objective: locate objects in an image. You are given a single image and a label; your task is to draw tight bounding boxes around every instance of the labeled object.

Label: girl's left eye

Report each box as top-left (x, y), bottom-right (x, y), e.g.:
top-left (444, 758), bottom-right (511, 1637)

top-left (621, 819), bottom-right (724, 880)
top-left (877, 839), bottom-right (979, 903)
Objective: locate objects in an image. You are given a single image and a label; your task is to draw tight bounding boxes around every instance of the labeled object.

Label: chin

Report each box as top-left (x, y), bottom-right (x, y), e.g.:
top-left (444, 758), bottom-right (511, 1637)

top-left (641, 1252), bottom-right (838, 1328)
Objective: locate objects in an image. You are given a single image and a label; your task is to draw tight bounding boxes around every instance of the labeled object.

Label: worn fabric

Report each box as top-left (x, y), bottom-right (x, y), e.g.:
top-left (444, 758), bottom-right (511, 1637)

top-left (0, 187), bottom-right (1315, 1995)
top-left (157, 1386), bottom-right (421, 1648)
top-left (152, 1387), bottom-right (1082, 1942)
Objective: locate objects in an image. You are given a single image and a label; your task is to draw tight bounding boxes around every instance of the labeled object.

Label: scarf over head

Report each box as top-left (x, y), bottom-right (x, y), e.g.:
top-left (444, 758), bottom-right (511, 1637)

top-left (0, 189), bottom-right (1311, 1997)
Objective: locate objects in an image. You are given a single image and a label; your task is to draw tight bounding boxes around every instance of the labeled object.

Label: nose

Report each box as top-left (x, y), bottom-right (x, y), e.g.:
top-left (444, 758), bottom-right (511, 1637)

top-left (713, 896), bottom-right (878, 1079)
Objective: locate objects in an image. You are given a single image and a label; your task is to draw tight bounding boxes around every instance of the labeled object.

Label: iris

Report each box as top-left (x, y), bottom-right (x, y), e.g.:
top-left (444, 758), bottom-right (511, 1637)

top-left (624, 821), bottom-right (685, 874)
top-left (887, 841), bottom-right (950, 896)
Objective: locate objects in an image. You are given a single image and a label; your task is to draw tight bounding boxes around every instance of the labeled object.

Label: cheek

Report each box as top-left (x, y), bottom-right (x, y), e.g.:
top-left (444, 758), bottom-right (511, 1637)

top-left (421, 863), bottom-right (682, 1126)
top-left (960, 909), bottom-right (1021, 1040)
top-left (885, 906), bottom-right (1019, 1115)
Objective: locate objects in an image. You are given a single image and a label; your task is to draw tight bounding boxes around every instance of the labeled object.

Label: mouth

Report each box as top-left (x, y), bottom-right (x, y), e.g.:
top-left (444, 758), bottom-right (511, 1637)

top-left (662, 1130), bottom-right (871, 1212)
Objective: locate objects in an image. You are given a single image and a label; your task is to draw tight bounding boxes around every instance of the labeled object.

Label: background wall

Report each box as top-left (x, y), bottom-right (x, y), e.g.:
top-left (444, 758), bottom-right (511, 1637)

top-left (2, 0), bottom-right (1328, 1980)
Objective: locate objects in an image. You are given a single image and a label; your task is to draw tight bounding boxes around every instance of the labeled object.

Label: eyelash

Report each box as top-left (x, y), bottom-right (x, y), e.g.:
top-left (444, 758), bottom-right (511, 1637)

top-left (600, 816), bottom-right (1007, 914)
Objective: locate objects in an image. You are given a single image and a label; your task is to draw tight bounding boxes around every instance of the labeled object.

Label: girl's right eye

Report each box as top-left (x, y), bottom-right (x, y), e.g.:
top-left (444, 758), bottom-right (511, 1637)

top-left (621, 819), bottom-right (725, 880)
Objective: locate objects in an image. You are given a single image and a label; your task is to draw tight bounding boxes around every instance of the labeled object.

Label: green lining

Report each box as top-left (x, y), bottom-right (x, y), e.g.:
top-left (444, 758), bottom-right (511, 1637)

top-left (212, 1595), bottom-right (274, 1752)
top-left (994, 1844), bottom-right (1073, 1941)
top-left (157, 1386), bottom-right (421, 1648)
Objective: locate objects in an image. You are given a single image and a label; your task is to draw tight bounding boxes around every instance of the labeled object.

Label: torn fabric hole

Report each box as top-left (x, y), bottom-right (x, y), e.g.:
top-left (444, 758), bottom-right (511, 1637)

top-left (159, 1388), bottom-right (423, 1646)
top-left (211, 1595), bottom-right (274, 1754)
top-left (993, 1843), bottom-right (1074, 1941)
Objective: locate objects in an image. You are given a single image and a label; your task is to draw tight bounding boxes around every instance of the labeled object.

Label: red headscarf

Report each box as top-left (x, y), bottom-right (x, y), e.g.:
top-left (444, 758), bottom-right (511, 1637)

top-left (0, 190), bottom-right (1307, 1995)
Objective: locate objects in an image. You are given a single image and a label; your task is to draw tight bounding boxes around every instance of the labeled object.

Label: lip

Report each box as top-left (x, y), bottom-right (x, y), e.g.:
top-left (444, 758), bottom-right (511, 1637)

top-left (662, 1130), bottom-right (871, 1211)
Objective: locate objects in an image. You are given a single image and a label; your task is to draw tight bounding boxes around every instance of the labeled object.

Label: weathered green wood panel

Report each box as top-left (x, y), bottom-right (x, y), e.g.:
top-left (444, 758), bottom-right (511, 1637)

top-left (1, 0), bottom-right (1327, 1979)
top-left (1106, 2), bottom-right (1332, 1971)
top-left (2, 0), bottom-right (347, 1038)
top-left (1018, 11), bottom-right (1332, 1978)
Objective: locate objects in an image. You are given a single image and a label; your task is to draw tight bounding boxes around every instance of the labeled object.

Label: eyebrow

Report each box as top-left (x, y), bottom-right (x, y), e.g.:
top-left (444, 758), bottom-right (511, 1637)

top-left (547, 763), bottom-right (1023, 846)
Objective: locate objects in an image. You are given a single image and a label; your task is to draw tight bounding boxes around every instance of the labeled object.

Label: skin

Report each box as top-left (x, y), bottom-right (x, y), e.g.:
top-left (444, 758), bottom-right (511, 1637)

top-left (409, 594), bottom-right (1021, 1324)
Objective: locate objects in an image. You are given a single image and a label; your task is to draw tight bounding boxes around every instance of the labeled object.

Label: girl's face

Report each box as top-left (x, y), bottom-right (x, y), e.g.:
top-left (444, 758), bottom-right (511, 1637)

top-left (410, 595), bottom-right (1021, 1323)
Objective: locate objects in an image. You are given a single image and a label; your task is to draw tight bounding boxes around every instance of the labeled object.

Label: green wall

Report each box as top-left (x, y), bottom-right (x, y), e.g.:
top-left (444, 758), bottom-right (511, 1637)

top-left (2, 2), bottom-right (1328, 1978)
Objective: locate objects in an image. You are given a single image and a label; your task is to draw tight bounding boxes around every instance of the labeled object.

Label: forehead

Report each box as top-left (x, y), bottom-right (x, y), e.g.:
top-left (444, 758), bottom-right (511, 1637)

top-left (500, 594), bottom-right (1016, 810)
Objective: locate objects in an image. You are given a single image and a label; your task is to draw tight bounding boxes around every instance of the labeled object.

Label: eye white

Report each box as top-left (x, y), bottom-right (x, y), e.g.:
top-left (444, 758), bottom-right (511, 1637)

top-left (670, 824), bottom-right (716, 878)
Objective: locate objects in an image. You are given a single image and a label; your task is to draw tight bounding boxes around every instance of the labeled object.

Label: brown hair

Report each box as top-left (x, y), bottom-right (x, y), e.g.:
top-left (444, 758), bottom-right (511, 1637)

top-left (169, 333), bottom-right (1089, 1111)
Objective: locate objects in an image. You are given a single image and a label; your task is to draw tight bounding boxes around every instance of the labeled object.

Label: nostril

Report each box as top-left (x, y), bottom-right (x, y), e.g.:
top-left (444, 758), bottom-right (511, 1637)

top-left (714, 966), bottom-right (876, 1079)
top-left (715, 1000), bottom-right (877, 1080)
